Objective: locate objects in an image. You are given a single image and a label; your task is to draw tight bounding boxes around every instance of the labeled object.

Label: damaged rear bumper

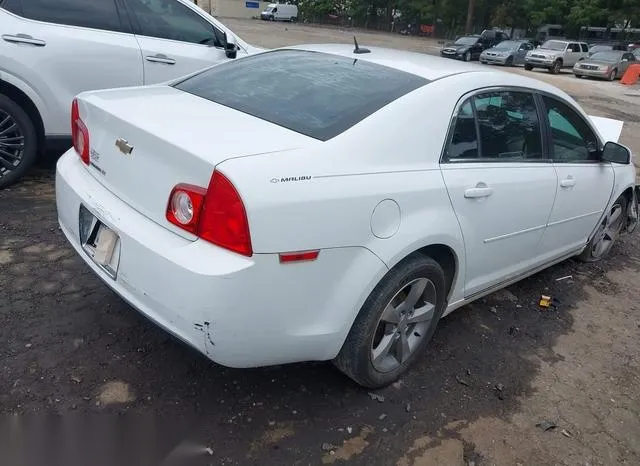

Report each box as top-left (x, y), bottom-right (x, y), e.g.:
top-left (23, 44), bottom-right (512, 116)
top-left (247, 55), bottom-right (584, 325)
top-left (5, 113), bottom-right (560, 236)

top-left (55, 149), bottom-right (386, 368)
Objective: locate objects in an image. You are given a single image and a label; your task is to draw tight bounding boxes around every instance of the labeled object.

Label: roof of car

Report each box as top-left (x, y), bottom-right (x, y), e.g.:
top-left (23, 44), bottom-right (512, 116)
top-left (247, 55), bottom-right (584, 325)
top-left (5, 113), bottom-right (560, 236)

top-left (280, 43), bottom-right (484, 81)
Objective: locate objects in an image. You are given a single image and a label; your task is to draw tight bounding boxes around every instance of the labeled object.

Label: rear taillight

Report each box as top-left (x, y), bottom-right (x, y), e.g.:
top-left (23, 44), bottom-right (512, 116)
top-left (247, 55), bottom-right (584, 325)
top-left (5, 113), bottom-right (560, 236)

top-left (71, 98), bottom-right (90, 165)
top-left (166, 171), bottom-right (252, 257)
top-left (166, 184), bottom-right (206, 234)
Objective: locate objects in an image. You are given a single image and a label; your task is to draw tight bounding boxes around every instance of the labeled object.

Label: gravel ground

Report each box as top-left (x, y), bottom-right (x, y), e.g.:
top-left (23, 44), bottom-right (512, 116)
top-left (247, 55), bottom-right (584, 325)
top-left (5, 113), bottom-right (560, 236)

top-left (1, 19), bottom-right (639, 466)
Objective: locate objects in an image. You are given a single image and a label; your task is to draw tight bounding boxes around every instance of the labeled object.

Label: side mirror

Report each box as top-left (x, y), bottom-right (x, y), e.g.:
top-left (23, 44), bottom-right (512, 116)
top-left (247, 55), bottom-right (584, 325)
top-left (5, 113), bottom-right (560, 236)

top-left (601, 141), bottom-right (631, 164)
top-left (225, 40), bottom-right (238, 59)
top-left (213, 28), bottom-right (238, 59)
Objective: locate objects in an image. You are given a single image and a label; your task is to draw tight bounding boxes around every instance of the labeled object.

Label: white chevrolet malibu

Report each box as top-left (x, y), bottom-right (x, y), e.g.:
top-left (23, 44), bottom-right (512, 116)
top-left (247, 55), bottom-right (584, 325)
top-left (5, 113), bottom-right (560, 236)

top-left (56, 44), bottom-right (638, 388)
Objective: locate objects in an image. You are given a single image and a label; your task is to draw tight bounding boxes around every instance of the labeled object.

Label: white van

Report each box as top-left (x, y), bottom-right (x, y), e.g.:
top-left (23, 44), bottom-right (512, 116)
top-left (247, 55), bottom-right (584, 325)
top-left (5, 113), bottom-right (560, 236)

top-left (260, 3), bottom-right (298, 22)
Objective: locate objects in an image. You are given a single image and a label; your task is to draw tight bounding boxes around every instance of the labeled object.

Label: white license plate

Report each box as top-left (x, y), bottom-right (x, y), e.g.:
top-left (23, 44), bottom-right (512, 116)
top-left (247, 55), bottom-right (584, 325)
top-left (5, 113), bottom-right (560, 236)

top-left (79, 205), bottom-right (121, 278)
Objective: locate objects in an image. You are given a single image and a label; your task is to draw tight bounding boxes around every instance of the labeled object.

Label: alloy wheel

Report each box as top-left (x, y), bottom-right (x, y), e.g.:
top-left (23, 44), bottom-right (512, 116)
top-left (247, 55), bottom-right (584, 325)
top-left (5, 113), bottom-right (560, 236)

top-left (591, 203), bottom-right (624, 259)
top-left (0, 110), bottom-right (25, 178)
top-left (371, 278), bottom-right (436, 372)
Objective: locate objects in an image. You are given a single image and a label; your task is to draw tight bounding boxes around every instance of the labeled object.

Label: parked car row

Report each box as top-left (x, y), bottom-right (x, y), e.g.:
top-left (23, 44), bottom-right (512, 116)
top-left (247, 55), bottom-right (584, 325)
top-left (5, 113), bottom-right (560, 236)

top-left (473, 37), bottom-right (639, 82)
top-left (440, 29), bottom-right (511, 62)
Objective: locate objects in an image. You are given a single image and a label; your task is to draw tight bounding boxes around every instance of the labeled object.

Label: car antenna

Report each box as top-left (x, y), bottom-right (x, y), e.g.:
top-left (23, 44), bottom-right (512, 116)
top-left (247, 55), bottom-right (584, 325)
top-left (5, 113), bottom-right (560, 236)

top-left (353, 36), bottom-right (371, 54)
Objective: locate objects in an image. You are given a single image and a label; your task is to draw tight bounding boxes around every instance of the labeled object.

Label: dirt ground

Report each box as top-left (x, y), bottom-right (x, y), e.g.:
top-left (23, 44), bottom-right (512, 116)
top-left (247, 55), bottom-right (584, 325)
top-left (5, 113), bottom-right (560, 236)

top-left (1, 19), bottom-right (640, 466)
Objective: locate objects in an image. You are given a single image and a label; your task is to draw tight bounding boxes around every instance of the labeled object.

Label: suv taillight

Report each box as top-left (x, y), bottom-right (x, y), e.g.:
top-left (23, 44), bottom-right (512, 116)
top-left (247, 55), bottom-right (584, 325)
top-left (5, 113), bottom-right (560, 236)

top-left (166, 170), bottom-right (252, 257)
top-left (71, 98), bottom-right (90, 165)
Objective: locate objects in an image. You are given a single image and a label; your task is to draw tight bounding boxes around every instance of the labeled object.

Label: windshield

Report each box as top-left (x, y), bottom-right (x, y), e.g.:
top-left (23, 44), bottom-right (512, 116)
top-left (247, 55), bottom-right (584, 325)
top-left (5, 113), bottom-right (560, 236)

top-left (494, 41), bottom-right (519, 50)
top-left (454, 37), bottom-right (479, 46)
top-left (590, 45), bottom-right (612, 53)
top-left (265, 6), bottom-right (274, 11)
top-left (174, 50), bottom-right (428, 141)
top-left (541, 40), bottom-right (567, 51)
top-left (589, 51), bottom-right (622, 62)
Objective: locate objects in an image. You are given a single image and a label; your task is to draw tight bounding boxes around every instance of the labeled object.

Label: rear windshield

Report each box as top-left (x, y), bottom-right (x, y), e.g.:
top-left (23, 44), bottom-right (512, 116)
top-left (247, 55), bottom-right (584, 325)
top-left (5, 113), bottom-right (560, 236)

top-left (173, 50), bottom-right (428, 141)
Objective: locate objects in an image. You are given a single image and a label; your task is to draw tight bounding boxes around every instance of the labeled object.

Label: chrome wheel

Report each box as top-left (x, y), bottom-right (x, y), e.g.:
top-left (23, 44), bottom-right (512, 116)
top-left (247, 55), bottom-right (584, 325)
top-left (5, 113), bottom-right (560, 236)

top-left (0, 110), bottom-right (25, 177)
top-left (371, 278), bottom-right (436, 372)
top-left (591, 203), bottom-right (625, 259)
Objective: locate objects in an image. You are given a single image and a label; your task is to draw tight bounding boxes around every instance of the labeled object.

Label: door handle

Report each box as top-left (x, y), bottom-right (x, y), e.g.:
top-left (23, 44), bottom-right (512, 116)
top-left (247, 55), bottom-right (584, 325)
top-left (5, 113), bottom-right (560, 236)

top-left (2, 34), bottom-right (46, 46)
top-left (464, 183), bottom-right (494, 199)
top-left (560, 176), bottom-right (575, 188)
top-left (145, 54), bottom-right (176, 65)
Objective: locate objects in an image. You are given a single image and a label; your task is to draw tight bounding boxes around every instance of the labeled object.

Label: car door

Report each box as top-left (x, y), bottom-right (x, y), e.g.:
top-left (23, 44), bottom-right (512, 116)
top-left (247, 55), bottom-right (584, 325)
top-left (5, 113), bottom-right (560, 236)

top-left (515, 42), bottom-right (533, 64)
top-left (620, 53), bottom-right (636, 76)
top-left (440, 90), bottom-right (558, 297)
top-left (0, 0), bottom-right (143, 136)
top-left (580, 43), bottom-right (589, 59)
top-left (536, 94), bottom-right (615, 260)
top-left (474, 39), bottom-right (487, 59)
top-left (124, 0), bottom-right (231, 84)
top-left (566, 43), bottom-right (581, 66)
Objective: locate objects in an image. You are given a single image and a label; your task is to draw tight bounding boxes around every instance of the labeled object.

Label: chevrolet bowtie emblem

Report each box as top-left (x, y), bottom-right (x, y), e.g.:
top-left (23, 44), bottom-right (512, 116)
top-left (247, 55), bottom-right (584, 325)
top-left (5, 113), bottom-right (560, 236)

top-left (115, 138), bottom-right (133, 155)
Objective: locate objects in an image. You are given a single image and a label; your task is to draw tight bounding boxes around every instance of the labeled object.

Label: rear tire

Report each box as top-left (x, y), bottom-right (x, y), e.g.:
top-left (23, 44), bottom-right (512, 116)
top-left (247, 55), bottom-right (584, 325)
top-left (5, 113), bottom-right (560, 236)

top-left (334, 255), bottom-right (447, 388)
top-left (578, 195), bottom-right (627, 262)
top-left (524, 64), bottom-right (533, 71)
top-left (0, 94), bottom-right (38, 189)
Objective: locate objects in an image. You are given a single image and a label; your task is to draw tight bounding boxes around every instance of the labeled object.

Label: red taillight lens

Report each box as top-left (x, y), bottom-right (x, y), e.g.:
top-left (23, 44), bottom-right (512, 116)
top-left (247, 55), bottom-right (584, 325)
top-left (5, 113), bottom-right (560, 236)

top-left (71, 98), bottom-right (90, 165)
top-left (199, 171), bottom-right (252, 257)
top-left (166, 171), bottom-right (252, 257)
top-left (166, 184), bottom-right (207, 234)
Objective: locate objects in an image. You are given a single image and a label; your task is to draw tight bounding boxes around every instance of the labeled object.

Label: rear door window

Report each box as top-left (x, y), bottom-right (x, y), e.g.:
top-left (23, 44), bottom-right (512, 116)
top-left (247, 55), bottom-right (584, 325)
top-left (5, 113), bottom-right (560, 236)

top-left (174, 50), bottom-right (428, 141)
top-left (443, 91), bottom-right (543, 162)
top-left (473, 91), bottom-right (543, 161)
top-left (9, 0), bottom-right (126, 33)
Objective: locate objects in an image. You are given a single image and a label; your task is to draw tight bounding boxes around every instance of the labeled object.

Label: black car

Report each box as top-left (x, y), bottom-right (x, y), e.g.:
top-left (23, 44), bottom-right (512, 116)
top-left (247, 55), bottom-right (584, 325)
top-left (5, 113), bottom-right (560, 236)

top-left (440, 35), bottom-right (491, 61)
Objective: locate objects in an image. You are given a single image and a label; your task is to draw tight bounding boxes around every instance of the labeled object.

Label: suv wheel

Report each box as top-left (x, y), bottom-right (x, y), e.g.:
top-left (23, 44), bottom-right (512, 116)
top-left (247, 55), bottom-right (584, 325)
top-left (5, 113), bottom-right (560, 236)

top-left (524, 64), bottom-right (533, 71)
top-left (334, 255), bottom-right (447, 388)
top-left (549, 60), bottom-right (562, 74)
top-left (0, 95), bottom-right (38, 189)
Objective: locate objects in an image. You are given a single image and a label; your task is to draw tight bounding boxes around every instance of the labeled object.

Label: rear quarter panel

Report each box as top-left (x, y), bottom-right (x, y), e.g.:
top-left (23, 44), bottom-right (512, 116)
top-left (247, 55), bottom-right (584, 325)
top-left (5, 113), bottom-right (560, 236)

top-left (219, 79), bottom-right (479, 307)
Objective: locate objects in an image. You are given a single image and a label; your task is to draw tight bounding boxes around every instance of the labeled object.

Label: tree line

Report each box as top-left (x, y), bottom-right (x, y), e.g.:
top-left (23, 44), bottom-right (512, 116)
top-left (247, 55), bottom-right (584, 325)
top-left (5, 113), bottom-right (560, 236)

top-left (296, 0), bottom-right (640, 38)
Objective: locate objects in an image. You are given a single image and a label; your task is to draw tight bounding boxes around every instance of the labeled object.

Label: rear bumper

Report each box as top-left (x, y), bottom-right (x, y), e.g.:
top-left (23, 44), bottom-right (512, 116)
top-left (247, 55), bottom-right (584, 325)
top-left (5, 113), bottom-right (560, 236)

top-left (55, 149), bottom-right (385, 367)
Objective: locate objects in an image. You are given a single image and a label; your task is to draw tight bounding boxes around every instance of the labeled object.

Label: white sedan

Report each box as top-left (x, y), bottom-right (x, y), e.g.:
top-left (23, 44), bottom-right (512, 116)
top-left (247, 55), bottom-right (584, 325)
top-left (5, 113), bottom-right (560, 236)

top-left (55, 44), bottom-right (638, 388)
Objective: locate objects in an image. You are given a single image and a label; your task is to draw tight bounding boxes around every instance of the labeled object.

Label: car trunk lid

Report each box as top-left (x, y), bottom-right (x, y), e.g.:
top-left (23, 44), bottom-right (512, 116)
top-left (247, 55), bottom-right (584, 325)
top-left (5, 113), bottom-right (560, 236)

top-left (75, 86), bottom-right (314, 239)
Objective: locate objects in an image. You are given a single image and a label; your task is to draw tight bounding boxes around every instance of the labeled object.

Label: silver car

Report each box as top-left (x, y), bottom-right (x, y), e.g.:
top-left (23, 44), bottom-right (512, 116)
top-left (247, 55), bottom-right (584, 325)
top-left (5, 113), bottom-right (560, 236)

top-left (480, 40), bottom-right (534, 66)
top-left (573, 50), bottom-right (638, 80)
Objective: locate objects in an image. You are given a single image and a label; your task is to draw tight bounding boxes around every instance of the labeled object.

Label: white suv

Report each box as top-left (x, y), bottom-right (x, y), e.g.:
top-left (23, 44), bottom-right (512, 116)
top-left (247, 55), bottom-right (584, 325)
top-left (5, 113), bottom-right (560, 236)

top-left (0, 0), bottom-right (258, 188)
